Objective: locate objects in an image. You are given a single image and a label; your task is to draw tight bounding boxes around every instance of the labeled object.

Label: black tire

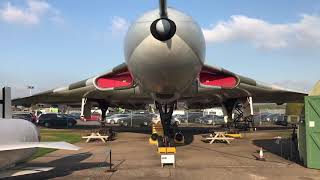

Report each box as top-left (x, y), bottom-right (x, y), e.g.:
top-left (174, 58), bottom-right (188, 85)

top-left (175, 133), bottom-right (184, 142)
top-left (110, 120), bottom-right (115, 124)
top-left (151, 133), bottom-right (158, 141)
top-left (44, 122), bottom-right (50, 128)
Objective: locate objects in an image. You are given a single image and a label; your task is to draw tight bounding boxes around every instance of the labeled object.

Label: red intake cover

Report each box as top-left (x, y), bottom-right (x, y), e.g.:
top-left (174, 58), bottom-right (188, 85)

top-left (96, 72), bottom-right (133, 89)
top-left (199, 67), bottom-right (238, 88)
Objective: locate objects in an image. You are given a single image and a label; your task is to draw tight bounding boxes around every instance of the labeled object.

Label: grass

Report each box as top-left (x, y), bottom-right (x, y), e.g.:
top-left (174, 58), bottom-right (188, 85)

top-left (31, 128), bottom-right (82, 159)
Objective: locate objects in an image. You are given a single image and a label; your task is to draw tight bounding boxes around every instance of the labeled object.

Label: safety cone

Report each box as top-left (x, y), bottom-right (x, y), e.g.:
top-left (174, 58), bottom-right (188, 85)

top-left (257, 147), bottom-right (265, 161)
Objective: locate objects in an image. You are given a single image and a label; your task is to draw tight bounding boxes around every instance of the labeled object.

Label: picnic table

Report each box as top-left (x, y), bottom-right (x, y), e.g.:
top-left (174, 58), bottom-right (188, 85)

top-left (82, 132), bottom-right (109, 143)
top-left (205, 131), bottom-right (234, 144)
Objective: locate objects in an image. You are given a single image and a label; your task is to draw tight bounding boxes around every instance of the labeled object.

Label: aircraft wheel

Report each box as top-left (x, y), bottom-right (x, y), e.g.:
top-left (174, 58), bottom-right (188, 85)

top-left (175, 132), bottom-right (184, 142)
top-left (151, 133), bottom-right (158, 141)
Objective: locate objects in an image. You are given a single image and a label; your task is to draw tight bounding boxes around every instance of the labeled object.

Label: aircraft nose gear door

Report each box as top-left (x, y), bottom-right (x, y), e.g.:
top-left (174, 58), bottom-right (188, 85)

top-left (156, 102), bottom-right (176, 147)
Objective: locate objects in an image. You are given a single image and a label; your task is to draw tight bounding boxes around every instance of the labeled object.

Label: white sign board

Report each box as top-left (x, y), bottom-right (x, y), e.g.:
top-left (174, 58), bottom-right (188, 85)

top-left (161, 154), bottom-right (175, 165)
top-left (309, 121), bottom-right (315, 128)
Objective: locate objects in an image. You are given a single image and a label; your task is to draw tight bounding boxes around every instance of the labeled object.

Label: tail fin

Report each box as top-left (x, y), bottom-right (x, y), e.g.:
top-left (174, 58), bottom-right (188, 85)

top-left (0, 142), bottom-right (80, 151)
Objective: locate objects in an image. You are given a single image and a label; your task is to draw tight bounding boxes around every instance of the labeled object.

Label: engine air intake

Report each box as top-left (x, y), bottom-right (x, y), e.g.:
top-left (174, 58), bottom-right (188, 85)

top-left (199, 66), bottom-right (239, 89)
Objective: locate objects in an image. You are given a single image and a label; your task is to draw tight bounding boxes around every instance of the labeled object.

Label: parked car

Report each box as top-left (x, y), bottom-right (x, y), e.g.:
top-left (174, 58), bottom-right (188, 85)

top-left (173, 114), bottom-right (187, 123)
top-left (186, 112), bottom-right (203, 123)
top-left (106, 114), bottom-right (130, 124)
top-left (12, 112), bottom-right (36, 123)
top-left (199, 115), bottom-right (224, 125)
top-left (195, 114), bottom-right (225, 125)
top-left (259, 112), bottom-right (272, 121)
top-left (63, 114), bottom-right (76, 119)
top-left (151, 114), bottom-right (181, 126)
top-left (38, 113), bottom-right (77, 128)
top-left (119, 114), bottom-right (152, 127)
top-left (272, 114), bottom-right (284, 123)
top-left (81, 112), bottom-right (102, 121)
top-left (195, 116), bottom-right (206, 123)
top-left (197, 114), bottom-right (224, 125)
top-left (276, 115), bottom-right (288, 126)
top-left (265, 113), bottom-right (280, 122)
top-left (69, 112), bottom-right (81, 120)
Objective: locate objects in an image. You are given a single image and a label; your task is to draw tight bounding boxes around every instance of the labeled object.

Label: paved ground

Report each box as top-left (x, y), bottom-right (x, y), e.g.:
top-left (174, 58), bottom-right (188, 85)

top-left (9, 130), bottom-right (320, 180)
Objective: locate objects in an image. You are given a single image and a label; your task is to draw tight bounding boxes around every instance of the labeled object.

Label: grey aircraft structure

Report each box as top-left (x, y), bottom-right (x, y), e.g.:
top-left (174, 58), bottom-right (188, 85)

top-left (0, 119), bottom-right (79, 177)
top-left (13, 0), bottom-right (307, 145)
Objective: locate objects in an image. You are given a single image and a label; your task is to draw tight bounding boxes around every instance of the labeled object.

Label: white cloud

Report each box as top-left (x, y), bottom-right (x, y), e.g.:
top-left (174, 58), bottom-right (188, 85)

top-left (110, 16), bottom-right (129, 36)
top-left (202, 15), bottom-right (320, 49)
top-left (27, 0), bottom-right (50, 15)
top-left (0, 2), bottom-right (39, 25)
top-left (0, 0), bottom-right (62, 25)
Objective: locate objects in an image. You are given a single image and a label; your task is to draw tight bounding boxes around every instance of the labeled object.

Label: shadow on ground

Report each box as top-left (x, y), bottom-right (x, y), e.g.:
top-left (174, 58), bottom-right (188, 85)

top-left (253, 138), bottom-right (301, 164)
top-left (7, 152), bottom-right (111, 180)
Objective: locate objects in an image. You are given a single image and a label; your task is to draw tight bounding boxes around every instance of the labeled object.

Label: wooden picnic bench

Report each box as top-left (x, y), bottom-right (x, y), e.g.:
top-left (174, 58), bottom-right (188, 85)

top-left (82, 132), bottom-right (109, 143)
top-left (205, 132), bottom-right (234, 144)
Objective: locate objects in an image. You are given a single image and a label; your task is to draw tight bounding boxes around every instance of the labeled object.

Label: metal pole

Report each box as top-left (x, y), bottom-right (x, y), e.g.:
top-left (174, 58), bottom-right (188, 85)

top-left (290, 140), bottom-right (293, 161)
top-left (131, 111), bottom-right (133, 127)
top-left (1, 88), bottom-right (4, 118)
top-left (259, 109), bottom-right (262, 126)
top-left (186, 110), bottom-right (189, 126)
top-left (213, 115), bottom-right (215, 126)
top-left (280, 141), bottom-right (283, 157)
top-left (27, 86), bottom-right (34, 96)
top-left (110, 149), bottom-right (112, 171)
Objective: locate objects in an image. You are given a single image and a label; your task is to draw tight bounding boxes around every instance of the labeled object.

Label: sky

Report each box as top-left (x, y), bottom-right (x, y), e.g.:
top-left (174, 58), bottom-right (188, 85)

top-left (0, 0), bottom-right (319, 98)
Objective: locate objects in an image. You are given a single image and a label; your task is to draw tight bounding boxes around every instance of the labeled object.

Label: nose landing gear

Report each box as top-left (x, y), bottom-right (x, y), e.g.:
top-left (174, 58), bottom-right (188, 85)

top-left (156, 101), bottom-right (176, 147)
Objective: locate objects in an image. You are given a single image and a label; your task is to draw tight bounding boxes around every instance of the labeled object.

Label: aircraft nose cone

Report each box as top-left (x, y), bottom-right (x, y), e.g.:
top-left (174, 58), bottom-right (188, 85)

top-left (156, 19), bottom-right (171, 37)
top-left (150, 18), bottom-right (176, 41)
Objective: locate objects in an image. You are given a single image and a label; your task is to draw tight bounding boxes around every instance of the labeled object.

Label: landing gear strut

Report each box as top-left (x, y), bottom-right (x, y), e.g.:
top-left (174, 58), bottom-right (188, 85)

top-left (223, 97), bottom-right (254, 131)
top-left (156, 102), bottom-right (176, 147)
top-left (98, 100), bottom-right (109, 127)
top-left (233, 103), bottom-right (254, 131)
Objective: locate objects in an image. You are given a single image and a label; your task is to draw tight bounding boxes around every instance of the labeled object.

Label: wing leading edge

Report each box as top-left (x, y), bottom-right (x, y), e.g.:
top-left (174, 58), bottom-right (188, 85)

top-left (12, 63), bottom-right (307, 108)
top-left (12, 63), bottom-right (143, 107)
top-left (186, 64), bottom-right (307, 108)
top-left (0, 142), bottom-right (80, 151)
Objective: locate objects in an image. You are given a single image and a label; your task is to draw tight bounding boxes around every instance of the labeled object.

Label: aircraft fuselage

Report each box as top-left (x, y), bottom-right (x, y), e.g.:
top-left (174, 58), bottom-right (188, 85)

top-left (124, 8), bottom-right (206, 103)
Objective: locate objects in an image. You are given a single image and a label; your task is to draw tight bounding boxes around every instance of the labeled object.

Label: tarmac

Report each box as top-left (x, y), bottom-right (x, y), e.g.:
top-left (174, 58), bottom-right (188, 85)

top-left (8, 128), bottom-right (320, 180)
